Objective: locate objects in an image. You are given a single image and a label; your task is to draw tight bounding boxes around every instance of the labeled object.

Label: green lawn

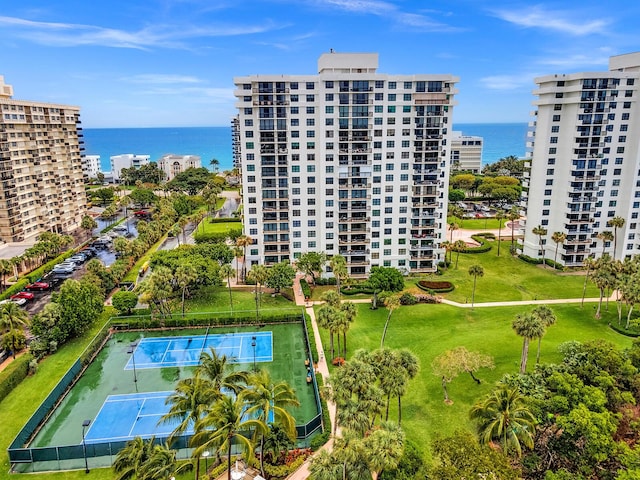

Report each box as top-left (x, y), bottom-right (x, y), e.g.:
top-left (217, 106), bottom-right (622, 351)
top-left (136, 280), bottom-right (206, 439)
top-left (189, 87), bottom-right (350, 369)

top-left (184, 286), bottom-right (293, 314)
top-left (197, 218), bottom-right (241, 236)
top-left (317, 302), bottom-right (633, 461)
top-left (410, 241), bottom-right (599, 303)
top-left (447, 216), bottom-right (507, 230)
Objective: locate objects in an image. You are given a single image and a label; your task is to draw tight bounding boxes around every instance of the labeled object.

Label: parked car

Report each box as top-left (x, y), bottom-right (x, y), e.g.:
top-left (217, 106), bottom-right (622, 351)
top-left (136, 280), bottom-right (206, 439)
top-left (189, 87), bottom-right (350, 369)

top-left (0, 298), bottom-right (26, 306)
top-left (69, 255), bottom-right (87, 264)
top-left (52, 264), bottom-right (75, 274)
top-left (10, 291), bottom-right (34, 301)
top-left (113, 225), bottom-right (128, 233)
top-left (25, 282), bottom-right (49, 291)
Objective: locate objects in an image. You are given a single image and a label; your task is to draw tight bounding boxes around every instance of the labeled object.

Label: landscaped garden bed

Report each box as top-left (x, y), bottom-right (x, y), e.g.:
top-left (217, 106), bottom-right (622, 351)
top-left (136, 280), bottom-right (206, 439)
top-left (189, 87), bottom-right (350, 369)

top-left (416, 280), bottom-right (455, 293)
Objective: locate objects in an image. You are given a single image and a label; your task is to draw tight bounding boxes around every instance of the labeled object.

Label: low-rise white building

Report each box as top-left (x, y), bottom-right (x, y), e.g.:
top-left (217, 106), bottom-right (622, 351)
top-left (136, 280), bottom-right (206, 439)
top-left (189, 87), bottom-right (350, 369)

top-left (82, 155), bottom-right (101, 180)
top-left (110, 154), bottom-right (150, 182)
top-left (450, 131), bottom-right (483, 173)
top-left (158, 154), bottom-right (201, 181)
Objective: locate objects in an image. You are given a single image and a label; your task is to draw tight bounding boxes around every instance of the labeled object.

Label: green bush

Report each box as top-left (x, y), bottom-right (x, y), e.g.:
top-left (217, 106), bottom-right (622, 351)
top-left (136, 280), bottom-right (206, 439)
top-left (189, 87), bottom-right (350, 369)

top-left (400, 292), bottom-right (418, 305)
top-left (609, 323), bottom-right (640, 337)
top-left (0, 353), bottom-right (33, 404)
top-left (309, 375), bottom-right (331, 451)
top-left (0, 278), bottom-right (31, 301)
top-left (544, 258), bottom-right (565, 271)
top-left (416, 280), bottom-right (455, 293)
top-left (461, 234), bottom-right (493, 254)
top-left (193, 229), bottom-right (242, 244)
top-left (209, 217), bottom-right (241, 224)
top-left (340, 285), bottom-right (374, 295)
top-left (315, 277), bottom-right (337, 286)
top-left (518, 254), bottom-right (543, 265)
top-left (305, 313), bottom-right (319, 364)
top-left (80, 325), bottom-right (112, 367)
top-left (300, 279), bottom-right (311, 298)
top-left (264, 456), bottom-right (306, 478)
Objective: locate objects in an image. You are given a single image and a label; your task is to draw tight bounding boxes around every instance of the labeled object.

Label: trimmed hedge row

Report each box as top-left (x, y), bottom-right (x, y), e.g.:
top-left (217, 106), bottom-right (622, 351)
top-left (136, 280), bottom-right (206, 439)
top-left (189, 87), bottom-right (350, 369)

top-left (459, 233), bottom-right (493, 254)
top-left (315, 277), bottom-right (337, 286)
top-left (0, 353), bottom-right (34, 405)
top-left (193, 229), bottom-right (243, 244)
top-left (300, 279), bottom-right (311, 298)
top-left (111, 312), bottom-right (302, 330)
top-left (609, 323), bottom-right (640, 338)
top-left (518, 254), bottom-right (564, 271)
top-left (209, 217), bottom-right (241, 224)
top-left (341, 286), bottom-right (374, 295)
top-left (80, 323), bottom-right (112, 367)
top-left (305, 313), bottom-right (319, 364)
top-left (416, 280), bottom-right (455, 293)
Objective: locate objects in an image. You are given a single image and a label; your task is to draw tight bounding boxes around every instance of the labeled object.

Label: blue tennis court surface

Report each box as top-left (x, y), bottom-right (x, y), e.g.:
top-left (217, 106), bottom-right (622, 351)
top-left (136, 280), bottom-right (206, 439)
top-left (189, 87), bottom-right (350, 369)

top-left (83, 392), bottom-right (180, 443)
top-left (125, 331), bottom-right (273, 370)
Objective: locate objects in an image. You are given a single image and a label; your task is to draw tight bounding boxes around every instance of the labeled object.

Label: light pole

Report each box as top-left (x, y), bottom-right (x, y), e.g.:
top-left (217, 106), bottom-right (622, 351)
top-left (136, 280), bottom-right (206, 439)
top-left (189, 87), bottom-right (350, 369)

top-left (251, 336), bottom-right (257, 372)
top-left (81, 419), bottom-right (91, 474)
top-left (127, 342), bottom-right (138, 393)
top-left (202, 451), bottom-right (210, 473)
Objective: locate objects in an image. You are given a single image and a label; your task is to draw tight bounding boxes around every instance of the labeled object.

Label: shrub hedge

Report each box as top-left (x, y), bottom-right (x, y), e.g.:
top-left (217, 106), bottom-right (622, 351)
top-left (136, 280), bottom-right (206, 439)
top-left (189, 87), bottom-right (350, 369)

top-left (209, 217), bottom-right (241, 224)
top-left (309, 374), bottom-right (331, 451)
top-left (340, 285), bottom-right (374, 295)
top-left (0, 353), bottom-right (33, 405)
top-left (519, 254), bottom-right (543, 265)
top-left (300, 279), bottom-right (311, 298)
top-left (458, 233), bottom-right (493, 254)
top-left (315, 277), bottom-right (337, 286)
top-left (609, 323), bottom-right (640, 337)
top-left (305, 313), bottom-right (319, 364)
top-left (111, 312), bottom-right (302, 330)
top-left (416, 280), bottom-right (455, 293)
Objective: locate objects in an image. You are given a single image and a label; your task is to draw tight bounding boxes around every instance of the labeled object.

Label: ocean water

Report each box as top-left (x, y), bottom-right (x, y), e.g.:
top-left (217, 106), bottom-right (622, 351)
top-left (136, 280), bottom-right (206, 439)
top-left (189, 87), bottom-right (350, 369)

top-left (82, 123), bottom-right (529, 173)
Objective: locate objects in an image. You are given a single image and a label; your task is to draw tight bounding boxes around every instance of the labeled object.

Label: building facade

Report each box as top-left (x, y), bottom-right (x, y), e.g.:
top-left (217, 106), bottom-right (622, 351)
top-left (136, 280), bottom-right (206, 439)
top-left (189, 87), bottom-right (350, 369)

top-left (523, 52), bottom-right (640, 265)
top-left (234, 52), bottom-right (458, 277)
top-left (450, 131), bottom-right (483, 173)
top-left (158, 154), bottom-right (201, 181)
top-left (110, 154), bottom-right (150, 182)
top-left (0, 75), bottom-right (87, 242)
top-left (82, 154), bottom-right (101, 180)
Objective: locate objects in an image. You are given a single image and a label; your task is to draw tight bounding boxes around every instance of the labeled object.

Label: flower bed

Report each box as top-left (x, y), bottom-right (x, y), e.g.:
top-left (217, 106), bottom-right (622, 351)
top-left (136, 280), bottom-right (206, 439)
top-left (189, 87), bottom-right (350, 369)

top-left (416, 280), bottom-right (455, 293)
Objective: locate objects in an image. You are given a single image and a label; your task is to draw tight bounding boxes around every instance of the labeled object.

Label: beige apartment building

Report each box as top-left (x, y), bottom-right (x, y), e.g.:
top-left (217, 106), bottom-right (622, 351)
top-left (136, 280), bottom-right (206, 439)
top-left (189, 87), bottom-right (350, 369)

top-left (0, 76), bottom-right (87, 242)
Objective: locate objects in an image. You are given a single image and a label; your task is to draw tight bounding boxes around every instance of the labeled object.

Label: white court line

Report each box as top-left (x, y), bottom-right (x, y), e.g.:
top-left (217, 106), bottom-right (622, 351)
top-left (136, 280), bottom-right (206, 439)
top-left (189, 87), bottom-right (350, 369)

top-left (127, 397), bottom-right (148, 438)
top-left (160, 339), bottom-right (172, 364)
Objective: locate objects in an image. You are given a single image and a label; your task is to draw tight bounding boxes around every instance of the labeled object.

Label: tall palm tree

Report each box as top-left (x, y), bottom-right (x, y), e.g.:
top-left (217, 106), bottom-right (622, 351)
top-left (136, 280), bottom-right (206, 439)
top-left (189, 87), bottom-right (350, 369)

top-left (243, 369), bottom-right (300, 477)
top-left (396, 349), bottom-right (419, 425)
top-left (329, 254), bottom-right (348, 295)
top-left (448, 221), bottom-right (459, 242)
top-left (175, 263), bottom-right (197, 317)
top-left (507, 206), bottom-right (520, 250)
top-left (468, 264), bottom-right (484, 310)
top-left (247, 264), bottom-right (269, 321)
top-left (113, 436), bottom-right (155, 480)
top-left (470, 385), bottom-right (536, 457)
top-left (551, 231), bottom-right (567, 268)
top-left (453, 239), bottom-right (466, 269)
top-left (191, 395), bottom-right (266, 480)
top-left (495, 209), bottom-right (505, 256)
top-left (532, 225), bottom-right (548, 267)
top-left (160, 375), bottom-right (217, 446)
top-left (380, 293), bottom-right (401, 348)
top-left (340, 301), bottom-right (357, 358)
top-left (363, 422), bottom-right (405, 480)
top-left (512, 312), bottom-right (545, 373)
top-left (0, 301), bottom-right (30, 334)
top-left (233, 246), bottom-right (243, 282)
top-left (531, 305), bottom-right (557, 364)
top-left (607, 216), bottom-right (626, 260)
top-left (235, 235), bottom-right (254, 282)
top-left (582, 256), bottom-right (597, 307)
top-left (138, 443), bottom-right (184, 480)
top-left (440, 240), bottom-right (452, 269)
top-left (309, 449), bottom-right (342, 480)
top-left (597, 230), bottom-right (614, 257)
top-left (220, 263), bottom-right (235, 314)
top-left (197, 348), bottom-right (248, 395)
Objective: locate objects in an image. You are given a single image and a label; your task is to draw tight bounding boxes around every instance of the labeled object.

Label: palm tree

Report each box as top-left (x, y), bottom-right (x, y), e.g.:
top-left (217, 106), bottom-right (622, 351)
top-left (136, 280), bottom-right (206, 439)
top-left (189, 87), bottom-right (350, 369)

top-left (160, 376), bottom-right (216, 446)
top-left (220, 264), bottom-right (235, 315)
top-left (380, 293), bottom-right (401, 348)
top-left (440, 240), bottom-right (452, 269)
top-left (363, 422), bottom-right (405, 480)
top-left (495, 209), bottom-right (505, 256)
top-left (243, 369), bottom-right (300, 477)
top-left (582, 256), bottom-right (596, 307)
top-left (532, 225), bottom-right (548, 267)
top-left (175, 263), bottom-right (197, 317)
top-left (512, 312), bottom-right (545, 373)
top-left (247, 264), bottom-right (269, 321)
top-left (0, 301), bottom-right (30, 334)
top-left (551, 231), bottom-right (567, 268)
top-left (396, 349), bottom-right (419, 425)
top-left (235, 235), bottom-right (254, 282)
top-left (191, 395), bottom-right (266, 480)
top-left (448, 221), bottom-right (459, 242)
top-left (309, 449), bottom-right (342, 480)
top-left (468, 264), bottom-right (484, 310)
top-left (507, 206), bottom-right (520, 250)
top-left (233, 246), bottom-right (243, 282)
top-left (470, 385), bottom-right (536, 457)
top-left (0, 259), bottom-right (11, 291)
top-left (138, 443), bottom-right (184, 480)
top-left (453, 239), bottom-right (466, 269)
top-left (340, 301), bottom-right (357, 358)
top-left (329, 254), bottom-right (348, 295)
top-left (597, 230), bottom-right (614, 256)
top-left (531, 305), bottom-right (557, 364)
top-left (210, 157), bottom-right (220, 172)
top-left (197, 348), bottom-right (248, 396)
top-left (608, 216), bottom-right (626, 260)
top-left (113, 436), bottom-right (155, 480)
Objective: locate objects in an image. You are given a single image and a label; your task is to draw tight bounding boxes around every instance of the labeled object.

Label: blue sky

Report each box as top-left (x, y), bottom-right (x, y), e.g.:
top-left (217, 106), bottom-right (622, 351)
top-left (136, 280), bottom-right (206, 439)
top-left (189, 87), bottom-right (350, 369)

top-left (1, 0), bottom-right (639, 128)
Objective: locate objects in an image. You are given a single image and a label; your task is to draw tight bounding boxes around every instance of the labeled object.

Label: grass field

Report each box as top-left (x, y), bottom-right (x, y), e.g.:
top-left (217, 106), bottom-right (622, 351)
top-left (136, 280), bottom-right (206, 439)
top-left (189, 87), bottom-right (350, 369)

top-left (198, 218), bottom-right (241, 236)
top-left (317, 301), bottom-right (633, 461)
top-left (407, 241), bottom-right (599, 303)
top-left (184, 286), bottom-right (293, 313)
top-left (447, 216), bottom-right (508, 230)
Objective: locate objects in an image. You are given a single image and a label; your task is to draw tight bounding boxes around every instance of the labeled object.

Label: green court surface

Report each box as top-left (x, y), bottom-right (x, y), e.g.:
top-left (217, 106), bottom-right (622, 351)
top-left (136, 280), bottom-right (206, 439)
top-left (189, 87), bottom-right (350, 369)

top-left (31, 323), bottom-right (318, 449)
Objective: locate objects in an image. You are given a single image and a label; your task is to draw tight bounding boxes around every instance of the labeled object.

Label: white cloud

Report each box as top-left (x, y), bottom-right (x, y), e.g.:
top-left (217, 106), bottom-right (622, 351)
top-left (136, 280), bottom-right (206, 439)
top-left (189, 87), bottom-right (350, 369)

top-left (492, 6), bottom-right (610, 36)
top-left (124, 74), bottom-right (204, 85)
top-left (479, 74), bottom-right (534, 91)
top-left (0, 15), bottom-right (284, 50)
top-left (537, 54), bottom-right (610, 69)
top-left (317, 0), bottom-right (395, 15)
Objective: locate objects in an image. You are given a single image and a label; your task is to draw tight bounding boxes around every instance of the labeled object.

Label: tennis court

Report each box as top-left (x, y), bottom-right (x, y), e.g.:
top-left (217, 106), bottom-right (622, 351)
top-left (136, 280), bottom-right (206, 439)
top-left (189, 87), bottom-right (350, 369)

top-left (125, 331), bottom-right (273, 370)
top-left (84, 391), bottom-right (179, 443)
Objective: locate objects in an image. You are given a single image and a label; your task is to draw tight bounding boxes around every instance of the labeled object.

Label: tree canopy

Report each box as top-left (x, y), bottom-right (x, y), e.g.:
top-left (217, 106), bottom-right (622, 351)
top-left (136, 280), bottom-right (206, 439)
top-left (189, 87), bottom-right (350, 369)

top-left (166, 167), bottom-right (212, 195)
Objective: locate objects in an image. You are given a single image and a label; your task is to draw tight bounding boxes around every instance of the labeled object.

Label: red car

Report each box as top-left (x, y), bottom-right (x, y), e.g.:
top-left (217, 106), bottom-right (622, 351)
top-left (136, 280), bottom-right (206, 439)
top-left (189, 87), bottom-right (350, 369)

top-left (25, 282), bottom-right (49, 291)
top-left (11, 291), bottom-right (35, 301)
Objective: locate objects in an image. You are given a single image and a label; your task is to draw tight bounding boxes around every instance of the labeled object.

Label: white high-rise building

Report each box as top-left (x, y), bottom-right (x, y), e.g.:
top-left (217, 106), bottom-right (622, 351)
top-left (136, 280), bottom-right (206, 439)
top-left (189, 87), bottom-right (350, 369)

top-left (82, 155), bottom-right (101, 180)
top-left (158, 154), bottom-right (201, 181)
top-left (110, 154), bottom-right (150, 182)
top-left (523, 52), bottom-right (640, 265)
top-left (451, 131), bottom-right (483, 173)
top-left (234, 52), bottom-right (458, 277)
